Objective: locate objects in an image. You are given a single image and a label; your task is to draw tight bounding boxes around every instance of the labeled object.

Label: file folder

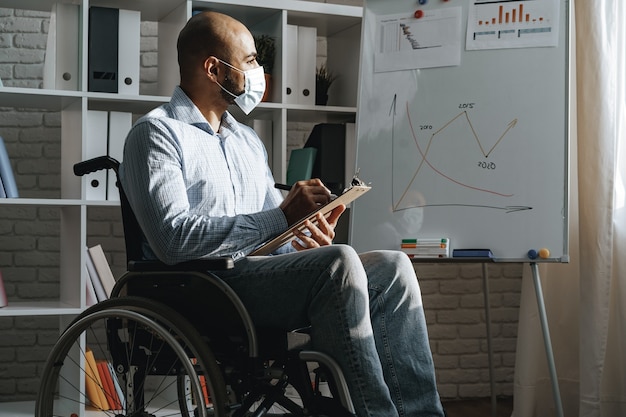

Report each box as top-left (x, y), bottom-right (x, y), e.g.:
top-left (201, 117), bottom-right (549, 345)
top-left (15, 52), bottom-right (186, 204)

top-left (43, 3), bottom-right (80, 90)
top-left (296, 26), bottom-right (317, 105)
top-left (107, 112), bottom-right (132, 200)
top-left (85, 111), bottom-right (108, 200)
top-left (118, 10), bottom-right (141, 95)
top-left (249, 119), bottom-right (273, 170)
top-left (344, 123), bottom-right (357, 190)
top-left (304, 123), bottom-right (346, 195)
top-left (89, 7), bottom-right (119, 93)
top-left (284, 24), bottom-right (298, 104)
top-left (286, 148), bottom-right (317, 185)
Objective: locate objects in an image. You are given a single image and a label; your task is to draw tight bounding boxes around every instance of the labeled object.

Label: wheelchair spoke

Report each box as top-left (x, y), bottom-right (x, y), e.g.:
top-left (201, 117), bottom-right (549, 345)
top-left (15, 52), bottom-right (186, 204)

top-left (36, 297), bottom-right (229, 417)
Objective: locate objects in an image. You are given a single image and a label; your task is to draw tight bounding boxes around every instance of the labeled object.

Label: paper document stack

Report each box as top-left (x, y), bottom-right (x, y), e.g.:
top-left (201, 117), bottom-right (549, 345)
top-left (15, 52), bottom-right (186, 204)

top-left (400, 238), bottom-right (450, 258)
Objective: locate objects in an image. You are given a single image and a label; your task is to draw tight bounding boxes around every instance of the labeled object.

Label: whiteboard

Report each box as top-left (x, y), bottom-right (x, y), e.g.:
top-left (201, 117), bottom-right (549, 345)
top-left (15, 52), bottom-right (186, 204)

top-left (351, 0), bottom-right (570, 262)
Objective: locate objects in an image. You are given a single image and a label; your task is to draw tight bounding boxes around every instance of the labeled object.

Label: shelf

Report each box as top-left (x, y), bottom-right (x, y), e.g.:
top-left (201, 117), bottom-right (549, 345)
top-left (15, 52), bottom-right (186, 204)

top-left (86, 92), bottom-right (169, 113)
top-left (0, 87), bottom-right (82, 111)
top-left (0, 400), bottom-right (33, 417)
top-left (0, 301), bottom-right (83, 317)
top-left (0, 0), bottom-right (67, 13)
top-left (0, 198), bottom-right (119, 207)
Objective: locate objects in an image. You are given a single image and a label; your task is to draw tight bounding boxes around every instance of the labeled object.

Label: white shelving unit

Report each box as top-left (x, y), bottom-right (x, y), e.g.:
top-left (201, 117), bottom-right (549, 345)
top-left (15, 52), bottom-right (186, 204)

top-left (0, 0), bottom-right (361, 414)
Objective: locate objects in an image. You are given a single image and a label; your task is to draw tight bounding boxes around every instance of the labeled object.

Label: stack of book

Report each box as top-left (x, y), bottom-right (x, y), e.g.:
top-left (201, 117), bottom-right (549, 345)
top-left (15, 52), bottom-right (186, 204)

top-left (400, 238), bottom-right (450, 258)
top-left (84, 348), bottom-right (125, 411)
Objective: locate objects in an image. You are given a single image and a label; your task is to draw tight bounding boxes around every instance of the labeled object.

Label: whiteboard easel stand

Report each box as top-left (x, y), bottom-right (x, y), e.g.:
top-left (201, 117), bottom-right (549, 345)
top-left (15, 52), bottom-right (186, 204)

top-left (529, 262), bottom-right (564, 417)
top-left (480, 262), bottom-right (497, 417)
top-left (413, 259), bottom-right (565, 417)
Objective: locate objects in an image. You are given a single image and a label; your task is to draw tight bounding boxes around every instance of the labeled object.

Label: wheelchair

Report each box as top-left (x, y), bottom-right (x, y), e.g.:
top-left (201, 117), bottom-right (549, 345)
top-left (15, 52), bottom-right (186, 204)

top-left (35, 156), bottom-right (356, 417)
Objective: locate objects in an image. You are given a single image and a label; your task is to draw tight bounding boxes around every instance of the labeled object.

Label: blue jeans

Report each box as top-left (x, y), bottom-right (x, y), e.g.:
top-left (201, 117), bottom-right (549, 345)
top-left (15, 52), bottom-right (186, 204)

top-left (218, 244), bottom-right (444, 417)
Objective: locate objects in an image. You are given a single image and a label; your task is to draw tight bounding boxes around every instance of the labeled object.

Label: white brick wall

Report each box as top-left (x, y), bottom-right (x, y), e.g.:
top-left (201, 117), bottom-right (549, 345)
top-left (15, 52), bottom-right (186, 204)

top-left (0, 1), bottom-right (520, 403)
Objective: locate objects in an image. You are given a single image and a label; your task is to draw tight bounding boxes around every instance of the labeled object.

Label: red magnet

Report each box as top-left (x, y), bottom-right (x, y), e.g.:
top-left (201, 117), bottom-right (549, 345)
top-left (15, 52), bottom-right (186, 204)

top-left (414, 9), bottom-right (424, 19)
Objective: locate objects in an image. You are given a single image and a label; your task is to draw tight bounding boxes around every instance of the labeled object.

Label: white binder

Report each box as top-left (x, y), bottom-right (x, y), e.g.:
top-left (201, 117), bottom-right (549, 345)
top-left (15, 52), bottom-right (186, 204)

top-left (107, 111), bottom-right (132, 200)
top-left (284, 24), bottom-right (299, 104)
top-left (296, 26), bottom-right (317, 105)
top-left (85, 111), bottom-right (108, 200)
top-left (118, 9), bottom-right (141, 95)
top-left (43, 3), bottom-right (80, 90)
top-left (344, 122), bottom-right (357, 188)
top-left (250, 119), bottom-right (273, 171)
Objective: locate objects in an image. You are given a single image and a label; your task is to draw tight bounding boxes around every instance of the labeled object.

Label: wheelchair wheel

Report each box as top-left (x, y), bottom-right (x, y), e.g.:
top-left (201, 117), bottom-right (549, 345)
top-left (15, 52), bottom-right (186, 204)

top-left (36, 297), bottom-right (229, 417)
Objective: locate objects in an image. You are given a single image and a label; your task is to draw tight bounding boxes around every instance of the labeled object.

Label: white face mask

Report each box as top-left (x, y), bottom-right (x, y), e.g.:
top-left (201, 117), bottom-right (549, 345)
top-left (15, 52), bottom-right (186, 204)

top-left (216, 59), bottom-right (266, 115)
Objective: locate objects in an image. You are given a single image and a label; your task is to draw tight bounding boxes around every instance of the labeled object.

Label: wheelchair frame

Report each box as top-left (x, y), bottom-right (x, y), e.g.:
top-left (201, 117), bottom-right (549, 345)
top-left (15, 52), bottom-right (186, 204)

top-left (35, 156), bottom-right (355, 417)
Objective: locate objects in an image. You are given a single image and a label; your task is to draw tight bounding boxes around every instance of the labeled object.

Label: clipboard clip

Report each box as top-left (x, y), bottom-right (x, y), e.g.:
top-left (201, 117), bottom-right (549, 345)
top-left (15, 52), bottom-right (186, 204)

top-left (345, 169), bottom-right (368, 192)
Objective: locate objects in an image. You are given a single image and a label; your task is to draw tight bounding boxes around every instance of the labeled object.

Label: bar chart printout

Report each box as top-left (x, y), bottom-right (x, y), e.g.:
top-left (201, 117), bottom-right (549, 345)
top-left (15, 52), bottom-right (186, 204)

top-left (466, 0), bottom-right (560, 50)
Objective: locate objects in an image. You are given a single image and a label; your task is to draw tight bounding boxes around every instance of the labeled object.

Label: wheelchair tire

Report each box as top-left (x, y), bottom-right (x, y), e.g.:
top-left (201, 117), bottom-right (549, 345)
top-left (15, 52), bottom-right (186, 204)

top-left (35, 296), bottom-right (229, 417)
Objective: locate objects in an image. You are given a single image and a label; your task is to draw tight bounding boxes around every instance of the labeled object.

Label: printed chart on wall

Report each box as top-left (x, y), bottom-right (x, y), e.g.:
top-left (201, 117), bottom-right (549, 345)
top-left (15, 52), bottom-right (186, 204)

top-left (351, 0), bottom-right (570, 262)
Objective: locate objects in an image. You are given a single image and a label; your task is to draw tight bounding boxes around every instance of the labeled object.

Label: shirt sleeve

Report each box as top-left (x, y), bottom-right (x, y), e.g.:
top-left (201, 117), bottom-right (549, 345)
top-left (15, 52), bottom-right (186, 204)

top-left (120, 118), bottom-right (289, 264)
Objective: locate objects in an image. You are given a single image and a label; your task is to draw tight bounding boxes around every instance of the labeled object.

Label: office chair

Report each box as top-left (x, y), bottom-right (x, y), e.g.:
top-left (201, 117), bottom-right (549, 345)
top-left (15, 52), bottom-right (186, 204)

top-left (36, 156), bottom-right (355, 417)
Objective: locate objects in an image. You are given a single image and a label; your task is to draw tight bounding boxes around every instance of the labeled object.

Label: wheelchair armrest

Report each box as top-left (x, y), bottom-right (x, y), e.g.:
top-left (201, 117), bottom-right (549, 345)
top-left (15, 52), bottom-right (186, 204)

top-left (128, 257), bottom-right (234, 272)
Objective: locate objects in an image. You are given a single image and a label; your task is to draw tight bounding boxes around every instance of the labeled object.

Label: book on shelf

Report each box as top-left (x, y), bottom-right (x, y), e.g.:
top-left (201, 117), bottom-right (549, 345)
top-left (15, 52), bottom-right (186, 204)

top-left (199, 375), bottom-right (211, 406)
top-left (86, 247), bottom-right (107, 302)
top-left (97, 360), bottom-right (122, 410)
top-left (107, 362), bottom-right (126, 409)
top-left (85, 268), bottom-right (98, 306)
top-left (0, 270), bottom-right (7, 308)
top-left (88, 244), bottom-right (117, 298)
top-left (191, 357), bottom-right (212, 406)
top-left (84, 348), bottom-right (109, 410)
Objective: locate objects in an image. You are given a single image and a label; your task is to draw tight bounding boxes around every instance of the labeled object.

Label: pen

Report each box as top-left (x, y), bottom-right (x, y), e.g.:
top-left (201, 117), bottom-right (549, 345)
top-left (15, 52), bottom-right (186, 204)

top-left (274, 182), bottom-right (338, 200)
top-left (274, 183), bottom-right (292, 191)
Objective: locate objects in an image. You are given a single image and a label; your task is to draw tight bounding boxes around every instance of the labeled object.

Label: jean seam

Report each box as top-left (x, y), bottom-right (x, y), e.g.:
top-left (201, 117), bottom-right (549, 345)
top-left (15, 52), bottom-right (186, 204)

top-left (375, 287), bottom-right (405, 417)
top-left (325, 261), bottom-right (376, 416)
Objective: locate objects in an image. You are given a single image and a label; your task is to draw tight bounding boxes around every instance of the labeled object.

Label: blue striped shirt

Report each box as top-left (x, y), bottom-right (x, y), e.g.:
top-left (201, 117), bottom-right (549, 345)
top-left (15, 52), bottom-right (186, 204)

top-left (119, 86), bottom-right (290, 264)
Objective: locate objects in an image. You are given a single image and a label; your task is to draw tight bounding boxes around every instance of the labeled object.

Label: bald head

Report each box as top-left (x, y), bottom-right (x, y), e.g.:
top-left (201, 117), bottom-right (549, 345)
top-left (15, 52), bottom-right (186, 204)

top-left (177, 11), bottom-right (250, 83)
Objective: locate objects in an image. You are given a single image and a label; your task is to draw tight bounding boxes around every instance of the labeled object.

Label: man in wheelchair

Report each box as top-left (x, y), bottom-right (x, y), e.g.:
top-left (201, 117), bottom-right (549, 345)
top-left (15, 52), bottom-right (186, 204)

top-left (118, 11), bottom-right (445, 417)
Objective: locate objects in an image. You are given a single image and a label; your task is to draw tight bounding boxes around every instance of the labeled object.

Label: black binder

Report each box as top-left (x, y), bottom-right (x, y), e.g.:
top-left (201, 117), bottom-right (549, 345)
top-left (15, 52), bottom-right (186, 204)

top-left (303, 123), bottom-right (346, 195)
top-left (88, 7), bottom-right (119, 93)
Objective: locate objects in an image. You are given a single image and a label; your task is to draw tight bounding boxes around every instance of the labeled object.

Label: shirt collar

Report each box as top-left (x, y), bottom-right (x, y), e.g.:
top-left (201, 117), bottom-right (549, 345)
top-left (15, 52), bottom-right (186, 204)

top-left (169, 86), bottom-right (241, 138)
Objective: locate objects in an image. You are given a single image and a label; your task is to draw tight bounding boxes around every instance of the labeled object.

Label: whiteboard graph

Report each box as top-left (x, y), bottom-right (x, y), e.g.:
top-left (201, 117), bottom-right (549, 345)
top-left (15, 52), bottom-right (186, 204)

top-left (390, 94), bottom-right (532, 213)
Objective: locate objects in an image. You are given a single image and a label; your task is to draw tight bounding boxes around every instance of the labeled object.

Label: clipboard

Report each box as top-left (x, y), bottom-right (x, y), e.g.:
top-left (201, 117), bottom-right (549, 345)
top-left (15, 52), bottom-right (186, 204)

top-left (250, 182), bottom-right (371, 256)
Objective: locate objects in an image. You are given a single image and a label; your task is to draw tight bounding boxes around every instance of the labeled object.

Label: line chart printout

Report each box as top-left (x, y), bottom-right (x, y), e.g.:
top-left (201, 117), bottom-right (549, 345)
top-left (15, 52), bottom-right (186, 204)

top-left (375, 7), bottom-right (462, 72)
top-left (351, 0), bottom-right (570, 262)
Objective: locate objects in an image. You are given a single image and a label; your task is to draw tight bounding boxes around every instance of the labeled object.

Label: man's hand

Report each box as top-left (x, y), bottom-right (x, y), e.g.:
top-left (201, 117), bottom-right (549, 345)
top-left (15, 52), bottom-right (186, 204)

top-left (291, 205), bottom-right (346, 251)
top-left (278, 179), bottom-right (335, 225)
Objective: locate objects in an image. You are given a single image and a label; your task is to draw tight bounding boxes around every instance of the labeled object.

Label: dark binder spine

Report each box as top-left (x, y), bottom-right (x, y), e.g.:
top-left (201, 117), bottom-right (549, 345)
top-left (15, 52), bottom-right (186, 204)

top-left (88, 7), bottom-right (119, 93)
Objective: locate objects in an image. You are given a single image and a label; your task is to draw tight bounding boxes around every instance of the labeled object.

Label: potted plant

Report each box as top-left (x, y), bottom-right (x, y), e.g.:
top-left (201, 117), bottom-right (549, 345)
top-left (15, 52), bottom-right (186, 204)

top-left (315, 63), bottom-right (338, 106)
top-left (254, 34), bottom-right (276, 102)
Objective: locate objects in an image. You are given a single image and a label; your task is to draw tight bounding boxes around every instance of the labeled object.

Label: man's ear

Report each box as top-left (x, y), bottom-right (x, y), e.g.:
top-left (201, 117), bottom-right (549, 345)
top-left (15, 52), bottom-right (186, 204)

top-left (204, 56), bottom-right (220, 79)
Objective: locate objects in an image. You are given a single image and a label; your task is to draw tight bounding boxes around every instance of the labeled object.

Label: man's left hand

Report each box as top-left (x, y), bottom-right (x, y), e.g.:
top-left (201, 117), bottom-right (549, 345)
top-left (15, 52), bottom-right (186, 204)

top-left (291, 205), bottom-right (346, 250)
